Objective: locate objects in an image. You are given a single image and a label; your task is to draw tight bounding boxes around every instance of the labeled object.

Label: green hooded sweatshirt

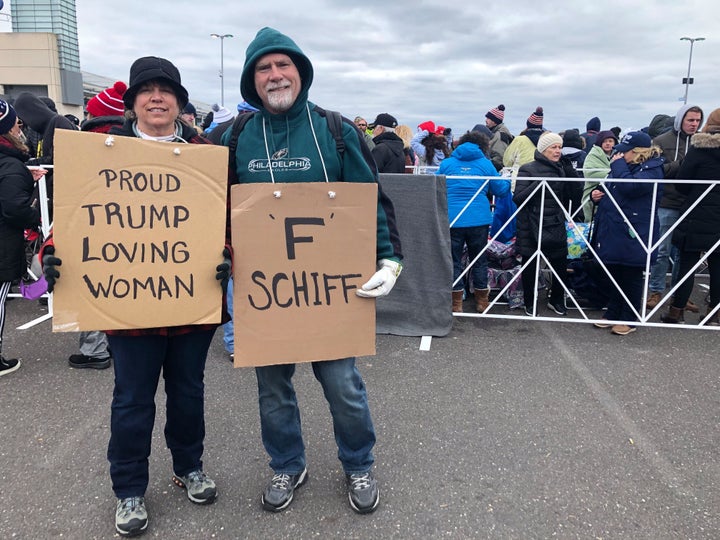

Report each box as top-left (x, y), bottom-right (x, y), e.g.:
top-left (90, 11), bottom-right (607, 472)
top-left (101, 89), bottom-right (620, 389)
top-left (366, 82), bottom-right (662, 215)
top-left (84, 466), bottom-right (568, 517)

top-left (224, 27), bottom-right (401, 262)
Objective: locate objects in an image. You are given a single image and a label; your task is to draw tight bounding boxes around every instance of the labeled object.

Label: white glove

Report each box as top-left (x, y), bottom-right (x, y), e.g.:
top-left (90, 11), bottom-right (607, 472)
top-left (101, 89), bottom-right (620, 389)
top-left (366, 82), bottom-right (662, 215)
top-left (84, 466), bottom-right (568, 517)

top-left (356, 259), bottom-right (402, 298)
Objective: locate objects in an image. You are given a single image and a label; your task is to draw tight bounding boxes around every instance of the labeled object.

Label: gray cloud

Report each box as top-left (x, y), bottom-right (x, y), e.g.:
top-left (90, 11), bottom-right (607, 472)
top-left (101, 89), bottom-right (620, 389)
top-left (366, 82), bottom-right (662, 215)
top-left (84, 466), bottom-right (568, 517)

top-left (75, 0), bottom-right (719, 136)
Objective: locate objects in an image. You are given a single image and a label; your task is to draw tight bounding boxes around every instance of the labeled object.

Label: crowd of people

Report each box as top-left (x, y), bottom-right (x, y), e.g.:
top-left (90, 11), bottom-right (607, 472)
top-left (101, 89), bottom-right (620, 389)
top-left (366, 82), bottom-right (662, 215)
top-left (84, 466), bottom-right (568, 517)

top-left (1, 25), bottom-right (719, 538)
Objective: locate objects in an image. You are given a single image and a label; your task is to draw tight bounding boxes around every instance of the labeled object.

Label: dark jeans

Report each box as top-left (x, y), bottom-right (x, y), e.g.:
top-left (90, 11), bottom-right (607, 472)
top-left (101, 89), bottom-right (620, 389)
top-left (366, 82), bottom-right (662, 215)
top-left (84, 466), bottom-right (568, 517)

top-left (521, 254), bottom-right (568, 306)
top-left (605, 264), bottom-right (644, 322)
top-left (672, 251), bottom-right (720, 309)
top-left (107, 329), bottom-right (216, 498)
top-left (451, 225), bottom-right (489, 291)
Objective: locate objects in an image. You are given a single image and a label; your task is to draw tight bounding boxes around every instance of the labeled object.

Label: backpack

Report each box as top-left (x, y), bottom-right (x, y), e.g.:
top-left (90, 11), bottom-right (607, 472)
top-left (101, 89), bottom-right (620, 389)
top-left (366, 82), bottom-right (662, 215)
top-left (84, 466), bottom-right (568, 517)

top-left (227, 105), bottom-right (345, 181)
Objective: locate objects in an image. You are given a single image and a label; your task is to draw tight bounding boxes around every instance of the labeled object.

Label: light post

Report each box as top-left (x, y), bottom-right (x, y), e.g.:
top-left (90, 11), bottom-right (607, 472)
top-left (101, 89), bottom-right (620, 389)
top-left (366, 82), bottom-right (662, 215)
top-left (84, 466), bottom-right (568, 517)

top-left (210, 33), bottom-right (233, 106)
top-left (680, 36), bottom-right (705, 105)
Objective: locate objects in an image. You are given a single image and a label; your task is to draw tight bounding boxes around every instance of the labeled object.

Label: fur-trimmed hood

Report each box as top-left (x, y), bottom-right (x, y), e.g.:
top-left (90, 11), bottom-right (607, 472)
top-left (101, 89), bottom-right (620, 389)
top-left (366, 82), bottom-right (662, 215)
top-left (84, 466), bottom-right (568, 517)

top-left (690, 132), bottom-right (720, 149)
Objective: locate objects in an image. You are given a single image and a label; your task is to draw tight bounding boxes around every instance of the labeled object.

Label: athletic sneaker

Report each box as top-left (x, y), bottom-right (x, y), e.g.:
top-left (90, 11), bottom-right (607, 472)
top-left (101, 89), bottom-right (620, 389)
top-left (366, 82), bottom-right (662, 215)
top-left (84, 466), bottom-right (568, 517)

top-left (347, 471), bottom-right (380, 514)
top-left (261, 468), bottom-right (308, 512)
top-left (593, 319), bottom-right (612, 329)
top-left (611, 324), bottom-right (637, 335)
top-left (547, 300), bottom-right (568, 316)
top-left (68, 353), bottom-right (111, 369)
top-left (0, 356), bottom-right (20, 377)
top-left (115, 496), bottom-right (148, 537)
top-left (172, 470), bottom-right (217, 504)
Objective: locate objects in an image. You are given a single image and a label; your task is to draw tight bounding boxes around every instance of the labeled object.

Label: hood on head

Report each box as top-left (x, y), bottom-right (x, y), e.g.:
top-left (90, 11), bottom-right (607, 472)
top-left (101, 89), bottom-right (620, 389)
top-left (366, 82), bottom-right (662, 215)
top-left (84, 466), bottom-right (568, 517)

top-left (674, 103), bottom-right (703, 133)
top-left (240, 27), bottom-right (313, 113)
top-left (13, 92), bottom-right (56, 133)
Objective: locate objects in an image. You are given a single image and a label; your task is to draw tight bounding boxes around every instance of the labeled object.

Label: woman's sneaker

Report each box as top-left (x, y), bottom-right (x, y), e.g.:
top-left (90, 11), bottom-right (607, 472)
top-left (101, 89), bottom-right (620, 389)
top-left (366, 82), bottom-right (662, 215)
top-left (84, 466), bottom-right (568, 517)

top-left (172, 470), bottom-right (217, 504)
top-left (0, 356), bottom-right (20, 377)
top-left (115, 496), bottom-right (147, 537)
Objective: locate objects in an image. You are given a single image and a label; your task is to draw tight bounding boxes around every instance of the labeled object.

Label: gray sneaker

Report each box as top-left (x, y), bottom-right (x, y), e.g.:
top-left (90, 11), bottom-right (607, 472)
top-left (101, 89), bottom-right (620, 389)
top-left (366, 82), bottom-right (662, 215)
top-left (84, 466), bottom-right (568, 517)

top-left (261, 468), bottom-right (308, 512)
top-left (172, 470), bottom-right (217, 504)
top-left (115, 496), bottom-right (147, 537)
top-left (347, 471), bottom-right (380, 514)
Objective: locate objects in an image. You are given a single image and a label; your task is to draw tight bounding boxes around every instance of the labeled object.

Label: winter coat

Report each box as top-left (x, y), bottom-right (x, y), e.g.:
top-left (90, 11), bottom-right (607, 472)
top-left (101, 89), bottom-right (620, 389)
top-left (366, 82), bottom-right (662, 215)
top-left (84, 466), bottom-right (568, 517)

top-left (371, 132), bottom-right (406, 173)
top-left (503, 129), bottom-right (544, 168)
top-left (0, 137), bottom-right (41, 282)
top-left (488, 123), bottom-right (513, 171)
top-left (13, 92), bottom-right (76, 164)
top-left (227, 27), bottom-right (401, 263)
top-left (81, 115), bottom-right (124, 135)
top-left (204, 118), bottom-right (235, 145)
top-left (673, 132), bottom-right (720, 252)
top-left (410, 129), bottom-right (447, 167)
top-left (513, 151), bottom-right (582, 258)
top-left (437, 142), bottom-right (510, 227)
top-left (593, 156), bottom-right (664, 267)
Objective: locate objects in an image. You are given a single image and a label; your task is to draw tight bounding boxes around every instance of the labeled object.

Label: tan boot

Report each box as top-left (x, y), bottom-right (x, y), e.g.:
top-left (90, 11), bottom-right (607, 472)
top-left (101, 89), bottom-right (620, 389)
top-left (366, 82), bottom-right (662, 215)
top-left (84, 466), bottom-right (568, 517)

top-left (452, 291), bottom-right (464, 313)
top-left (474, 288), bottom-right (490, 313)
top-left (685, 300), bottom-right (700, 313)
top-left (646, 291), bottom-right (662, 309)
top-left (660, 305), bottom-right (684, 324)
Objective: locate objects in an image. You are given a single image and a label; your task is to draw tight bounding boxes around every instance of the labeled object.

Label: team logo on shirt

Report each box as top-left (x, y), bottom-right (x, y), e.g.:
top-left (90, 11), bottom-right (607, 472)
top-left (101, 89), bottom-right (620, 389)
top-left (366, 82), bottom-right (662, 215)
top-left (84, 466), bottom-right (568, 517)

top-left (248, 156), bottom-right (312, 173)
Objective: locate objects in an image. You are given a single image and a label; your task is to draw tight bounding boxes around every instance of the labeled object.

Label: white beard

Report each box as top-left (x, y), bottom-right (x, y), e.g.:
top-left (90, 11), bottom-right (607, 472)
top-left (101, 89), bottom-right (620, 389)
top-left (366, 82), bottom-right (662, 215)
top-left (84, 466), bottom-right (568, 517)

top-left (265, 86), bottom-right (294, 113)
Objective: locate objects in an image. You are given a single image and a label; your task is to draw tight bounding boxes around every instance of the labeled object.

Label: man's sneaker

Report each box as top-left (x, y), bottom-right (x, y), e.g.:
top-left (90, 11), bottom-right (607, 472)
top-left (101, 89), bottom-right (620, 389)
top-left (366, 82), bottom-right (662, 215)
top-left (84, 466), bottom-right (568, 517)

top-left (0, 356), bottom-right (20, 377)
top-left (547, 300), bottom-right (567, 316)
top-left (115, 496), bottom-right (148, 537)
top-left (261, 468), bottom-right (307, 512)
top-left (347, 471), bottom-right (380, 514)
top-left (68, 353), bottom-right (111, 369)
top-left (172, 470), bottom-right (217, 504)
top-left (611, 324), bottom-right (637, 336)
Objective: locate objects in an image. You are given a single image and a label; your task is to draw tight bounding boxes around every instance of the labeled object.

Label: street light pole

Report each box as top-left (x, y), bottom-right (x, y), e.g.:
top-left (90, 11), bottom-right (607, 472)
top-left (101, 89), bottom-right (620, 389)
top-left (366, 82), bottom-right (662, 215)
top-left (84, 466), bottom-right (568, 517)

top-left (680, 36), bottom-right (705, 105)
top-left (210, 33), bottom-right (233, 106)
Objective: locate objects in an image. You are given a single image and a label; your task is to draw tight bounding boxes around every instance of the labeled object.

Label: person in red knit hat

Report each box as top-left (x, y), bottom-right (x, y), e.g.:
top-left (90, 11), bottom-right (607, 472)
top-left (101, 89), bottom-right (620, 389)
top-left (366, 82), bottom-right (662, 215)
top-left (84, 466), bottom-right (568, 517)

top-left (85, 81), bottom-right (127, 130)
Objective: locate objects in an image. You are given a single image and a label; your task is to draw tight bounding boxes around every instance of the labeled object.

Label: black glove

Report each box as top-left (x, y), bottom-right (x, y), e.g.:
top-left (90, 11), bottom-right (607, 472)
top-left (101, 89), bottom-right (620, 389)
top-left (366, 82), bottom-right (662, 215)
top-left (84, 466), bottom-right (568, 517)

top-left (42, 245), bottom-right (62, 293)
top-left (215, 247), bottom-right (231, 290)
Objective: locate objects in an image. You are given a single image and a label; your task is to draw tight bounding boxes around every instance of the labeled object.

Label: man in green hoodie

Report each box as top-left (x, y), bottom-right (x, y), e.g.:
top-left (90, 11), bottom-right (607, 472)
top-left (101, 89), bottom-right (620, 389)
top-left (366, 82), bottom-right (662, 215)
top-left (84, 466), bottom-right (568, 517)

top-left (224, 27), bottom-right (402, 515)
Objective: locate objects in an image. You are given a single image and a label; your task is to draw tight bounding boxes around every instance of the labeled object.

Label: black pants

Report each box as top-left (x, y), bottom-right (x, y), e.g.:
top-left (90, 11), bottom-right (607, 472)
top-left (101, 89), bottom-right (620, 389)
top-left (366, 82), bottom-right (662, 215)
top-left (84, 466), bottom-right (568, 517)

top-left (672, 251), bottom-right (720, 309)
top-left (521, 254), bottom-right (568, 307)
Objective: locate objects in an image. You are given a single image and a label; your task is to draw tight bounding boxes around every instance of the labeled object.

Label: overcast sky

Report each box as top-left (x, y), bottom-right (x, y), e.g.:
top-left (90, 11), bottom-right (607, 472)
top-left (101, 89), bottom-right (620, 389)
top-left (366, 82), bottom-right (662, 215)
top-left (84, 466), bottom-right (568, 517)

top-left (5, 0), bottom-right (720, 135)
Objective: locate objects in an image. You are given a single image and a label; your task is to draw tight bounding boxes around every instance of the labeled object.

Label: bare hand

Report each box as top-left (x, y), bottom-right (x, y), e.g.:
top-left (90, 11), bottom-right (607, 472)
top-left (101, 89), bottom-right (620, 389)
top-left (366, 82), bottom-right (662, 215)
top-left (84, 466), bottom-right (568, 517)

top-left (29, 168), bottom-right (48, 182)
top-left (591, 189), bottom-right (605, 202)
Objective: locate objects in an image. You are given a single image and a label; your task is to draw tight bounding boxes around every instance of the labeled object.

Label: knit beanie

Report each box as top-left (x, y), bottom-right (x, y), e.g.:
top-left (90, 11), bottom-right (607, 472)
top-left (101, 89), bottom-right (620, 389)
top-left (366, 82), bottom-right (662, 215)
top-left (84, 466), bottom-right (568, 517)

top-left (562, 128), bottom-right (584, 150)
top-left (211, 103), bottom-right (233, 124)
top-left (0, 99), bottom-right (18, 135)
top-left (586, 116), bottom-right (601, 132)
top-left (527, 106), bottom-right (544, 129)
top-left (86, 81), bottom-right (127, 117)
top-left (537, 132), bottom-right (563, 154)
top-left (702, 108), bottom-right (720, 134)
top-left (485, 104), bottom-right (505, 125)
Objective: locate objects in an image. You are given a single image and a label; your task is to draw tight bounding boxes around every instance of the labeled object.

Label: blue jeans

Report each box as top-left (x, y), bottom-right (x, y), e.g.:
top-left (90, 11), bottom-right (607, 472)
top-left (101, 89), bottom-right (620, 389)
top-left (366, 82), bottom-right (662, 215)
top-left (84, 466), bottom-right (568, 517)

top-left (255, 357), bottom-right (375, 475)
top-left (648, 207), bottom-right (680, 292)
top-left (222, 276), bottom-right (234, 354)
top-left (451, 225), bottom-right (489, 291)
top-left (107, 329), bottom-right (216, 498)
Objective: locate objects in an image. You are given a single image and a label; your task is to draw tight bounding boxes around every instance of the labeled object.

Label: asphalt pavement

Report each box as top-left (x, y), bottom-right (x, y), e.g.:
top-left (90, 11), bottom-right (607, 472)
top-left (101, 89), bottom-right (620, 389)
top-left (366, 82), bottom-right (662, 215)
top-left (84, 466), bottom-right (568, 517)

top-left (1, 297), bottom-right (718, 539)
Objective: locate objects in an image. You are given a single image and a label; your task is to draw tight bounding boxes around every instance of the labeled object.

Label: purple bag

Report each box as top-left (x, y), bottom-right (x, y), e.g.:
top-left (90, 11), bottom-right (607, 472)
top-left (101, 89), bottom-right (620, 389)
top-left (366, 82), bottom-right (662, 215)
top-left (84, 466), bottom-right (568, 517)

top-left (20, 275), bottom-right (48, 300)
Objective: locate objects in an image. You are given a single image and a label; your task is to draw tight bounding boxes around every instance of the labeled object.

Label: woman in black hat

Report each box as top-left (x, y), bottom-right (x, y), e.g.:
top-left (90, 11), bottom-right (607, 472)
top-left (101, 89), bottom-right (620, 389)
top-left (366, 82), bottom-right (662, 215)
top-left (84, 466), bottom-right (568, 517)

top-left (42, 57), bottom-right (229, 537)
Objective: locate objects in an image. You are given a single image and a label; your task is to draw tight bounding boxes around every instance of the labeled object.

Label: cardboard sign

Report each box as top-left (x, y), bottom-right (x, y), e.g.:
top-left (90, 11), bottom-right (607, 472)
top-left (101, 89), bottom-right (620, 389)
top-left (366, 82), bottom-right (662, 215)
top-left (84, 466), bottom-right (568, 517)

top-left (52, 130), bottom-right (228, 331)
top-left (231, 182), bottom-right (377, 367)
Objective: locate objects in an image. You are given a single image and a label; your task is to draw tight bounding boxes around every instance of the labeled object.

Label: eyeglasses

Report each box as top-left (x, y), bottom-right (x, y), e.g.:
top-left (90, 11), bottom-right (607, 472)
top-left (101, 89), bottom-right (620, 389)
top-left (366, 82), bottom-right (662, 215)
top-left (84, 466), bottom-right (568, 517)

top-left (357, 123), bottom-right (367, 128)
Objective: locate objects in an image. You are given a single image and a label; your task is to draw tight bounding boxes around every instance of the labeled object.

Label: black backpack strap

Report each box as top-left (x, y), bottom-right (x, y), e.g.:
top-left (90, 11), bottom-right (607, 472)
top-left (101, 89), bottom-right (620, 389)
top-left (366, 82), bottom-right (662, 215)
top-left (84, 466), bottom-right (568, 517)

top-left (227, 112), bottom-right (256, 182)
top-left (312, 105), bottom-right (345, 157)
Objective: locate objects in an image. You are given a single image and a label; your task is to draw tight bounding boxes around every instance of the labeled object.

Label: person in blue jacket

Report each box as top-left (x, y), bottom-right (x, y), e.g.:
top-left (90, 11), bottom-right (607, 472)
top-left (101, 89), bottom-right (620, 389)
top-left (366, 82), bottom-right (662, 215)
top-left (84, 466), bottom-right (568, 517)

top-left (590, 131), bottom-right (663, 335)
top-left (438, 130), bottom-right (510, 312)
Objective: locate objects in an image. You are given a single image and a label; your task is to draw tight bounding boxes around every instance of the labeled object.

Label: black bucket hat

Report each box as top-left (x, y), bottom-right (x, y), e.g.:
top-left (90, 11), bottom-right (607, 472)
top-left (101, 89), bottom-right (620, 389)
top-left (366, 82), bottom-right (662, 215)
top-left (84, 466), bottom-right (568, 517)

top-left (123, 56), bottom-right (189, 109)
